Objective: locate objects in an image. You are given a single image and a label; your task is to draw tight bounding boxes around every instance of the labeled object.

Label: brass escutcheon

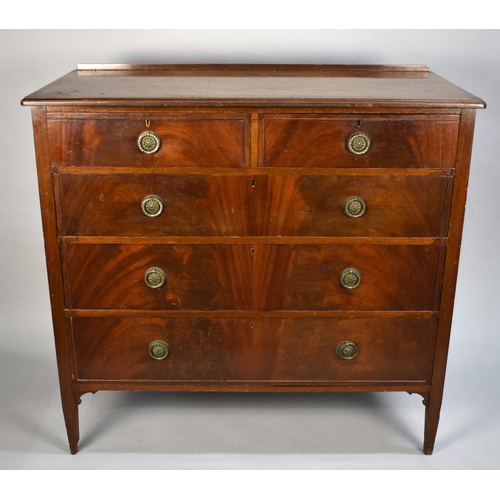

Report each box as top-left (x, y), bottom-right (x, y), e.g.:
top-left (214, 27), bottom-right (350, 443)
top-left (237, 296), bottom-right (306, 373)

top-left (343, 196), bottom-right (366, 218)
top-left (141, 195), bottom-right (164, 217)
top-left (339, 268), bottom-right (361, 289)
top-left (138, 130), bottom-right (161, 154)
top-left (144, 267), bottom-right (166, 289)
top-left (336, 340), bottom-right (359, 360)
top-left (149, 340), bottom-right (169, 360)
top-left (347, 132), bottom-right (370, 155)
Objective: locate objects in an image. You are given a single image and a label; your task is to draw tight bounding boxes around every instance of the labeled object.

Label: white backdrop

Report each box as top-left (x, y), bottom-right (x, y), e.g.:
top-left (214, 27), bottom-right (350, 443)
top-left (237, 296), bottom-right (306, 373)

top-left (1, 29), bottom-right (499, 472)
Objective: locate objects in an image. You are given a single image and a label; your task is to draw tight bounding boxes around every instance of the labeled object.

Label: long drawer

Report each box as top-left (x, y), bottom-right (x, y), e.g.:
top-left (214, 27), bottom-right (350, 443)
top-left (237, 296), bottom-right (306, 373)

top-left (57, 173), bottom-right (450, 237)
top-left (65, 243), bottom-right (442, 311)
top-left (72, 316), bottom-right (437, 383)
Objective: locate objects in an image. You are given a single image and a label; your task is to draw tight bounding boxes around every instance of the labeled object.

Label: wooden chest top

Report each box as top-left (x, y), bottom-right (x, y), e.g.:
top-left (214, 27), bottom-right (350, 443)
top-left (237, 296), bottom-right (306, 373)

top-left (21, 64), bottom-right (485, 108)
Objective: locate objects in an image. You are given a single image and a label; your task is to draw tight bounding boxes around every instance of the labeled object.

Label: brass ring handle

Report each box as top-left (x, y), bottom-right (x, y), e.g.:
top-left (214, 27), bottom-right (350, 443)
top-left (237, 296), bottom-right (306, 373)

top-left (347, 132), bottom-right (370, 155)
top-left (339, 268), bottom-right (361, 289)
top-left (141, 195), bottom-right (164, 218)
top-left (336, 341), bottom-right (358, 360)
top-left (138, 130), bottom-right (161, 154)
top-left (343, 196), bottom-right (366, 218)
top-left (144, 267), bottom-right (166, 289)
top-left (149, 340), bottom-right (169, 360)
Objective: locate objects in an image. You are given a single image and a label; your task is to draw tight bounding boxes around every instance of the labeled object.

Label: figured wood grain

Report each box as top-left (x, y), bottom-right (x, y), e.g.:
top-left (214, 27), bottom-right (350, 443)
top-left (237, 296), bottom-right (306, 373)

top-left (65, 244), bottom-right (253, 310)
top-left (253, 244), bottom-right (442, 311)
top-left (22, 64), bottom-right (485, 455)
top-left (65, 243), bottom-right (442, 311)
top-left (250, 174), bottom-right (450, 237)
top-left (57, 173), bottom-right (450, 237)
top-left (72, 316), bottom-right (437, 382)
top-left (57, 174), bottom-right (251, 237)
top-left (47, 115), bottom-right (248, 167)
top-left (262, 115), bottom-right (460, 169)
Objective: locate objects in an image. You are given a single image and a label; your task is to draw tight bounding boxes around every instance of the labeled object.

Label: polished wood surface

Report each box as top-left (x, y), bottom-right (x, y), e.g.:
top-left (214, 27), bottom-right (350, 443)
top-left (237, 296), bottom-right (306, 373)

top-left (22, 64), bottom-right (484, 454)
top-left (65, 243), bottom-right (441, 311)
top-left (48, 114), bottom-right (248, 167)
top-left (262, 115), bottom-right (459, 168)
top-left (57, 173), bottom-right (450, 237)
top-left (21, 64), bottom-right (485, 108)
top-left (73, 316), bottom-right (437, 382)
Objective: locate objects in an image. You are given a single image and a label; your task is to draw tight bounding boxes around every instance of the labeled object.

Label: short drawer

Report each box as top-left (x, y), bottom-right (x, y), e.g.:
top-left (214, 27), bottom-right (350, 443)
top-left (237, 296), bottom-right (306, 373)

top-left (47, 114), bottom-right (248, 167)
top-left (261, 114), bottom-right (459, 168)
top-left (65, 243), bottom-right (442, 311)
top-left (58, 173), bottom-right (450, 238)
top-left (72, 316), bottom-right (436, 383)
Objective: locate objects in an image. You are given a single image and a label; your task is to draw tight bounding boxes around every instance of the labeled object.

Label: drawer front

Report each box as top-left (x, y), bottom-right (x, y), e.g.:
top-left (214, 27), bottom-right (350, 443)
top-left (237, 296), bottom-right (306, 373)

top-left (73, 316), bottom-right (436, 383)
top-left (253, 174), bottom-right (450, 237)
top-left (262, 115), bottom-right (459, 168)
top-left (253, 244), bottom-right (442, 311)
top-left (47, 115), bottom-right (248, 167)
top-left (58, 174), bottom-right (251, 237)
top-left (58, 173), bottom-right (449, 237)
top-left (65, 244), bottom-right (253, 310)
top-left (65, 243), bottom-right (441, 311)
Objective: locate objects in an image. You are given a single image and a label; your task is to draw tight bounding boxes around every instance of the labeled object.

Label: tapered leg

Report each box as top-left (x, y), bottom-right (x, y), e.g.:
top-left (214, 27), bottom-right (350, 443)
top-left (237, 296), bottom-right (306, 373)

top-left (423, 394), bottom-right (441, 455)
top-left (61, 390), bottom-right (83, 454)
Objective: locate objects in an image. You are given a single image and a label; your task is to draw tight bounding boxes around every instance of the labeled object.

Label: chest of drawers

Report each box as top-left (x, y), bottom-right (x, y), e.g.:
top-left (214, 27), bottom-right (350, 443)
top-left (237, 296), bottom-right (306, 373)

top-left (22, 64), bottom-right (485, 454)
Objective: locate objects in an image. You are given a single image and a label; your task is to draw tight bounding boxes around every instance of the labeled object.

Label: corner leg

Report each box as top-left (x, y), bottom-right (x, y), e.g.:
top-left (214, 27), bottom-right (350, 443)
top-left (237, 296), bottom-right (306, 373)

top-left (423, 393), bottom-right (441, 455)
top-left (60, 390), bottom-right (85, 454)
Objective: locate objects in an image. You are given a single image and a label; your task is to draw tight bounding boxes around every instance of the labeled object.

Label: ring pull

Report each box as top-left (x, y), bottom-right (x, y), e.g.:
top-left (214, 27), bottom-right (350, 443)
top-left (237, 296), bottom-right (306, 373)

top-left (138, 130), bottom-right (161, 154)
top-left (339, 268), bottom-right (361, 289)
top-left (149, 340), bottom-right (169, 360)
top-left (336, 341), bottom-right (359, 360)
top-left (347, 132), bottom-right (370, 155)
top-left (343, 196), bottom-right (366, 218)
top-left (141, 195), bottom-right (164, 218)
top-left (144, 267), bottom-right (166, 289)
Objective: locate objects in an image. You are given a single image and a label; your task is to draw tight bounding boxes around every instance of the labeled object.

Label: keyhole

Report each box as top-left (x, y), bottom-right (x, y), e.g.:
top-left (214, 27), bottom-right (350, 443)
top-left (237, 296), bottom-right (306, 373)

top-left (251, 248), bottom-right (255, 255)
top-left (251, 180), bottom-right (256, 188)
top-left (250, 322), bottom-right (254, 329)
top-left (356, 120), bottom-right (361, 127)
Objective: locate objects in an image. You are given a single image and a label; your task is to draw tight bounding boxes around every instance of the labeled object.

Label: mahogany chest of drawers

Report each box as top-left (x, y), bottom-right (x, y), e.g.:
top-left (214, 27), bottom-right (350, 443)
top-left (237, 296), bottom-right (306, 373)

top-left (22, 64), bottom-right (485, 454)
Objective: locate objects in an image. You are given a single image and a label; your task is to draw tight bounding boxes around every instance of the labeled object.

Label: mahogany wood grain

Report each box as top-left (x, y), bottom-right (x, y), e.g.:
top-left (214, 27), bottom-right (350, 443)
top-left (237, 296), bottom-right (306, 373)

top-left (65, 243), bottom-right (442, 312)
top-left (57, 173), bottom-right (450, 237)
top-left (261, 115), bottom-right (459, 169)
top-left (58, 173), bottom-right (251, 237)
top-left (31, 107), bottom-right (81, 454)
top-left (47, 114), bottom-right (248, 167)
top-left (74, 381), bottom-right (432, 394)
top-left (75, 63), bottom-right (431, 74)
top-left (251, 174), bottom-right (450, 237)
top-left (69, 309), bottom-right (438, 318)
top-left (65, 244), bottom-right (253, 311)
top-left (252, 244), bottom-right (442, 311)
top-left (22, 65), bottom-right (484, 454)
top-left (72, 316), bottom-right (437, 382)
top-left (21, 65), bottom-right (485, 109)
top-left (423, 109), bottom-right (478, 455)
